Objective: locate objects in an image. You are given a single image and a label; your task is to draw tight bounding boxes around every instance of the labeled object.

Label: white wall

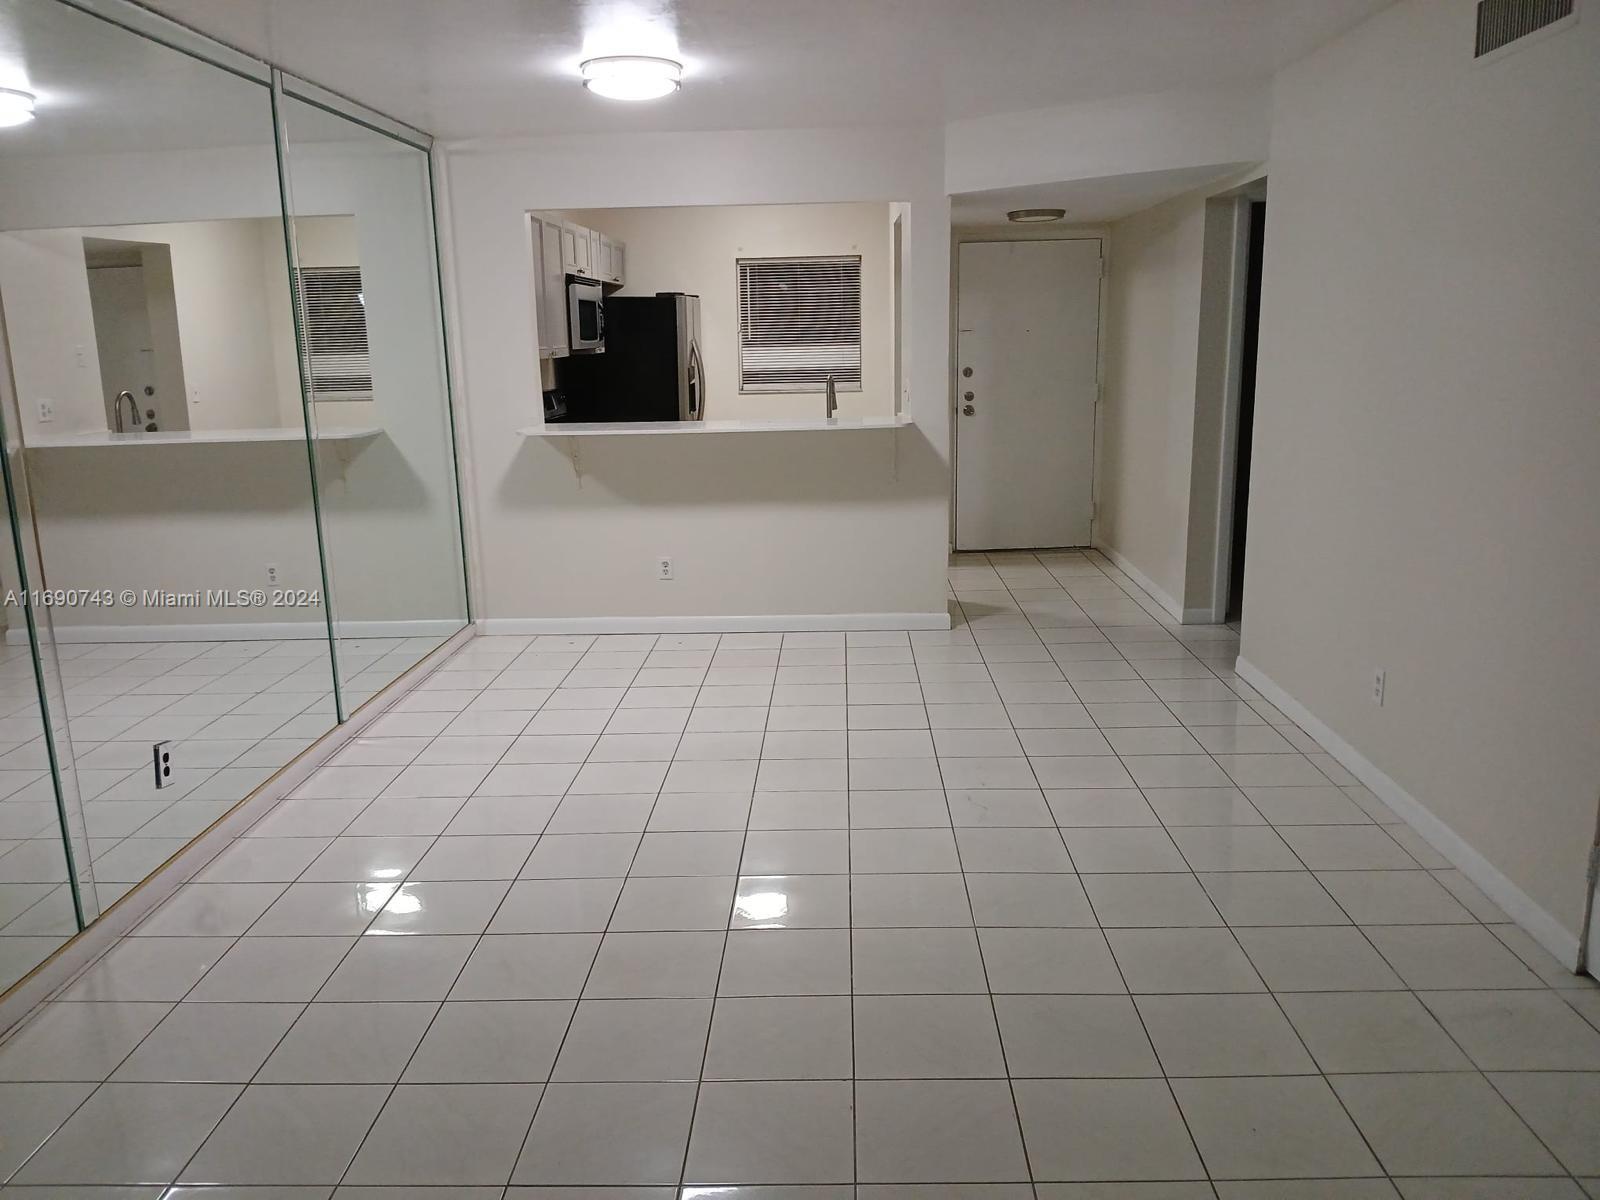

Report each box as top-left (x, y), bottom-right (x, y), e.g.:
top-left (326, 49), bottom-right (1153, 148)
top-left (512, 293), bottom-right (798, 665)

top-left (563, 202), bottom-right (894, 421)
top-left (1097, 190), bottom-right (1209, 612)
top-left (1, 219), bottom-right (298, 437)
top-left (83, 219), bottom-right (290, 431)
top-left (0, 231), bottom-right (105, 434)
top-left (1243, 0), bottom-right (1600, 963)
top-left (945, 83), bottom-right (1270, 196)
top-left (1094, 164), bottom-right (1265, 620)
top-left (443, 127), bottom-right (950, 625)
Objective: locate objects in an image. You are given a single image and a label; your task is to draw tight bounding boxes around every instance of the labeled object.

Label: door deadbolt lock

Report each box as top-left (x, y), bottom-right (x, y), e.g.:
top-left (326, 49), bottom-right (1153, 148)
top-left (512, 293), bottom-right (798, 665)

top-left (962, 404), bottom-right (976, 416)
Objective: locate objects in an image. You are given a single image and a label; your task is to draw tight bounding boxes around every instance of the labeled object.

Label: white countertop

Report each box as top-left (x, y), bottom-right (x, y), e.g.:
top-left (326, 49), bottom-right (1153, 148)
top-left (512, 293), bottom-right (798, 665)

top-left (25, 426), bottom-right (383, 448)
top-left (522, 415), bottom-right (914, 438)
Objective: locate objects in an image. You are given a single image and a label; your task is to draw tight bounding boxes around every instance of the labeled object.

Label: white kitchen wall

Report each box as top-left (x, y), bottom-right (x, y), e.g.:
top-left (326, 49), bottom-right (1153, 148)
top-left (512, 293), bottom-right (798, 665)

top-left (1242, 0), bottom-right (1600, 965)
top-left (0, 230), bottom-right (105, 435)
top-left (563, 202), bottom-right (894, 421)
top-left (85, 219), bottom-right (289, 431)
top-left (443, 126), bottom-right (950, 627)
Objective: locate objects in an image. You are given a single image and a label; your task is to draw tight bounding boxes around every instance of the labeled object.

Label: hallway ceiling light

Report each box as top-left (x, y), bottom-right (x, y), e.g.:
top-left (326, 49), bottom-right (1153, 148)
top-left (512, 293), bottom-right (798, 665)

top-left (0, 88), bottom-right (36, 127)
top-left (1007, 208), bottom-right (1066, 224)
top-left (580, 56), bottom-right (682, 101)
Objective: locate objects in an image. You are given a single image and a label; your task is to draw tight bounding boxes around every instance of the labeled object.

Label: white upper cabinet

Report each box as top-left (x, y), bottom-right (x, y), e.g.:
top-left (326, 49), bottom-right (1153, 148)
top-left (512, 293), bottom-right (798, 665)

top-left (530, 212), bottom-right (625, 358)
top-left (563, 221), bottom-right (590, 276)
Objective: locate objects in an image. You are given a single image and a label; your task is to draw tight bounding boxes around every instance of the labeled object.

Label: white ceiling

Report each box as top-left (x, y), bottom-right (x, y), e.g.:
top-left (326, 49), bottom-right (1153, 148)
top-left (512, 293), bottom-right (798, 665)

top-left (135, 0), bottom-right (1394, 141)
top-left (951, 163), bottom-right (1258, 227)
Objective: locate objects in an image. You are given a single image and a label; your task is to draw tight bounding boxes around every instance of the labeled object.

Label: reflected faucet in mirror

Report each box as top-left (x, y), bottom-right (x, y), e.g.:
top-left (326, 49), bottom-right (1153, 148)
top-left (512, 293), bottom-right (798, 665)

top-left (113, 389), bottom-right (139, 433)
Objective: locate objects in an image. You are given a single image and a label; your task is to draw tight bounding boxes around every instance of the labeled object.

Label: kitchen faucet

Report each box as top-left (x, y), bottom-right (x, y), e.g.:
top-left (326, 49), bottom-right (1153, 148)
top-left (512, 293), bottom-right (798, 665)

top-left (825, 375), bottom-right (838, 418)
top-left (114, 390), bottom-right (139, 433)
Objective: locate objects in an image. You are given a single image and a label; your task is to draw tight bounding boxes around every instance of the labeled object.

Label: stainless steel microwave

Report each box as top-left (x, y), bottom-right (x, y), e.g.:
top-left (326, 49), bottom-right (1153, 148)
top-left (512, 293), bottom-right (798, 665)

top-left (567, 277), bottom-right (605, 352)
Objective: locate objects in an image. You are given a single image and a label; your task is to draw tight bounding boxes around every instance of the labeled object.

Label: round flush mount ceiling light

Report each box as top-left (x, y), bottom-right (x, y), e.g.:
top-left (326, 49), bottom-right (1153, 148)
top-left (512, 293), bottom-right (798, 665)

top-left (580, 56), bottom-right (682, 101)
top-left (1007, 208), bottom-right (1066, 224)
top-left (0, 88), bottom-right (36, 128)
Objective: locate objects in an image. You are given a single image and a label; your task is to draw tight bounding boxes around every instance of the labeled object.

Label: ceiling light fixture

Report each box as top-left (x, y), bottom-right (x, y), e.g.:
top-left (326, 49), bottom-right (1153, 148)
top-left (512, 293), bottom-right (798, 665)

top-left (1007, 208), bottom-right (1066, 224)
top-left (0, 88), bottom-right (36, 128)
top-left (580, 55), bottom-right (682, 101)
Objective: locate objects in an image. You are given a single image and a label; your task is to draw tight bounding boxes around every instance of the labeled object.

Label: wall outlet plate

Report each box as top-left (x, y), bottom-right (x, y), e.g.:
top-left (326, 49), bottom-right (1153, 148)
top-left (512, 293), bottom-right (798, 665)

top-left (152, 741), bottom-right (173, 789)
top-left (1372, 669), bottom-right (1387, 706)
top-left (657, 557), bottom-right (674, 581)
top-left (36, 399), bottom-right (54, 423)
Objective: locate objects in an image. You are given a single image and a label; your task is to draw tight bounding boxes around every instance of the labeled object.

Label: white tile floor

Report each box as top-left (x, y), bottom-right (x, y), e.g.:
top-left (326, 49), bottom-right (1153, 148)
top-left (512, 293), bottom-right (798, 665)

top-left (0, 635), bottom-right (436, 990)
top-left (1, 549), bottom-right (1597, 1197)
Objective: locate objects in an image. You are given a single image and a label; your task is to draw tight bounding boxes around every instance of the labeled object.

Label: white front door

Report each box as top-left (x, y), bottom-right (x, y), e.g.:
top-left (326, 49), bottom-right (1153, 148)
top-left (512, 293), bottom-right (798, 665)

top-left (955, 239), bottom-right (1101, 550)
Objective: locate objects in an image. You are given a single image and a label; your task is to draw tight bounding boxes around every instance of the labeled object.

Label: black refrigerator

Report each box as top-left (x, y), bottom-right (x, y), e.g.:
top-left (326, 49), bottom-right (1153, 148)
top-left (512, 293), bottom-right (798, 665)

top-left (556, 292), bottom-right (704, 422)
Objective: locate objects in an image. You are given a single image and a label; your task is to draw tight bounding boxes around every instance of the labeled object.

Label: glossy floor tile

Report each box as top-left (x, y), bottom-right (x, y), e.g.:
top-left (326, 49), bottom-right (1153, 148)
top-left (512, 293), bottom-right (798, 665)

top-left (2, 548), bottom-right (1597, 1196)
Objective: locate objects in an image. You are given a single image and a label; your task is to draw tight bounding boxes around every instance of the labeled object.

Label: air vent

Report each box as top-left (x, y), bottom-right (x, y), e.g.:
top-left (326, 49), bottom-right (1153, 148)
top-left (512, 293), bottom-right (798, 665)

top-left (1475, 0), bottom-right (1575, 57)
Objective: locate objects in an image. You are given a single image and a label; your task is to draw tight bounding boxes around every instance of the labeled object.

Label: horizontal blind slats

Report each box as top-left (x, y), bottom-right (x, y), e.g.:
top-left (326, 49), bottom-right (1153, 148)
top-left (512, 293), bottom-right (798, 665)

top-left (738, 255), bottom-right (862, 392)
top-left (299, 265), bottom-right (372, 398)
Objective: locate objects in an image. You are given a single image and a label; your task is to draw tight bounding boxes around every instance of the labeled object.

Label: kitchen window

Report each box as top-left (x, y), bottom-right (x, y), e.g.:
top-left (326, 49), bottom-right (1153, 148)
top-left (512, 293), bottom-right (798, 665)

top-left (737, 255), bottom-right (862, 393)
top-left (298, 265), bottom-right (373, 400)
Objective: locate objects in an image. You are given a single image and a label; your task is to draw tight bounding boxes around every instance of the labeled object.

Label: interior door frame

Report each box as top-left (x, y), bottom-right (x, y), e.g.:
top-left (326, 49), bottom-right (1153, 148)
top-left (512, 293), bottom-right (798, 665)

top-left (1195, 177), bottom-right (1269, 624)
top-left (948, 228), bottom-right (1109, 552)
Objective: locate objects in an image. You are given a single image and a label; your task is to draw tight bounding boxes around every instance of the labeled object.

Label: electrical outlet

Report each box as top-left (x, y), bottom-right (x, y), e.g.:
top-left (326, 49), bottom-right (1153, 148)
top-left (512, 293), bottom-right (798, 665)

top-left (265, 564), bottom-right (280, 586)
top-left (36, 399), bottom-right (54, 423)
top-left (1372, 669), bottom-right (1386, 706)
top-left (657, 557), bottom-right (674, 581)
top-left (152, 741), bottom-right (173, 789)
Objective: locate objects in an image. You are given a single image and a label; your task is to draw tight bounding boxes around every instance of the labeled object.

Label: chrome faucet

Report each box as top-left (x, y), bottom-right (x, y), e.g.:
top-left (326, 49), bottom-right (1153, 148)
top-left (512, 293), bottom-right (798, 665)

top-left (113, 390), bottom-right (139, 433)
top-left (825, 375), bottom-right (838, 418)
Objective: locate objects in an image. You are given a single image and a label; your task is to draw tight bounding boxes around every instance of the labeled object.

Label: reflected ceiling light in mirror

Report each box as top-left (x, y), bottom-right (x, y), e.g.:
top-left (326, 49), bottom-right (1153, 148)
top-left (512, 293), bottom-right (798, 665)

top-left (580, 55), bottom-right (682, 100)
top-left (0, 87), bottom-right (35, 127)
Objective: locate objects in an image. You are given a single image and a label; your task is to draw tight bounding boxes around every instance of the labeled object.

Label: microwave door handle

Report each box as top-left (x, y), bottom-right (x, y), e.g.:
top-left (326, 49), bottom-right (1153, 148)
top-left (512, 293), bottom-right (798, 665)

top-left (689, 343), bottom-right (705, 419)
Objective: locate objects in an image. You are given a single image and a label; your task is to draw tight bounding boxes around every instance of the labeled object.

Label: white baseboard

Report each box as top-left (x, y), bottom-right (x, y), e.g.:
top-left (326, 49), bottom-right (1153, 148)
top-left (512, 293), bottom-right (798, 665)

top-left (478, 611), bottom-right (954, 635)
top-left (1236, 655), bottom-right (1583, 972)
top-left (6, 618), bottom-right (463, 645)
top-left (1090, 543), bottom-right (1186, 623)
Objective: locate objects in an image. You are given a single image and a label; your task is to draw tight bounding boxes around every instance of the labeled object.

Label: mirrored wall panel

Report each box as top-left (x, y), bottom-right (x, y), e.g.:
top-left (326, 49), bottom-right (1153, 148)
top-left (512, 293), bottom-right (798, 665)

top-left (0, 0), bottom-right (335, 978)
top-left (0, 0), bottom-right (469, 995)
top-left (280, 89), bottom-right (469, 710)
top-left (0, 391), bottom-right (95, 991)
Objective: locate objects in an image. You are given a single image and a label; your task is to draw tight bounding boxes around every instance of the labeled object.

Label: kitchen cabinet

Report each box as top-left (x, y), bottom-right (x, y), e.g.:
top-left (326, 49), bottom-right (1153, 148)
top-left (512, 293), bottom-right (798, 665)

top-left (529, 214), bottom-right (569, 358)
top-left (563, 221), bottom-right (590, 276)
top-left (529, 211), bottom-right (626, 358)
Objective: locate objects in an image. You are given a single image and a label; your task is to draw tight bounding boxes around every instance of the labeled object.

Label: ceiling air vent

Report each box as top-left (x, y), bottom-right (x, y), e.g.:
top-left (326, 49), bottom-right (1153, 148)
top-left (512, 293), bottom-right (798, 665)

top-left (1475, 0), bottom-right (1575, 57)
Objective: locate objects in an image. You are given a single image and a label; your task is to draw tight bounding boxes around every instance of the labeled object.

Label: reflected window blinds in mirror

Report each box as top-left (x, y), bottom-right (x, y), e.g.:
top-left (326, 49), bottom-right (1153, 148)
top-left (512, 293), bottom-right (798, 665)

top-left (299, 265), bottom-right (372, 399)
top-left (737, 255), bottom-right (863, 393)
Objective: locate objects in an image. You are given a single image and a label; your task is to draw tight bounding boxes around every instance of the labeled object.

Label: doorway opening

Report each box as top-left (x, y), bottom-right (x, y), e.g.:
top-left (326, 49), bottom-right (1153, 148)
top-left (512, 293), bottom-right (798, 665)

top-left (1224, 198), bottom-right (1265, 625)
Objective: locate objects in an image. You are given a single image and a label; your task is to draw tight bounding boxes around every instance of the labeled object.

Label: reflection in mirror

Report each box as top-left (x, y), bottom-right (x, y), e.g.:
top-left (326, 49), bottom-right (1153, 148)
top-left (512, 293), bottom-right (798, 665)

top-left (0, 0), bottom-right (336, 947)
top-left (280, 92), bottom-right (469, 711)
top-left (0, 490), bottom-right (95, 992)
